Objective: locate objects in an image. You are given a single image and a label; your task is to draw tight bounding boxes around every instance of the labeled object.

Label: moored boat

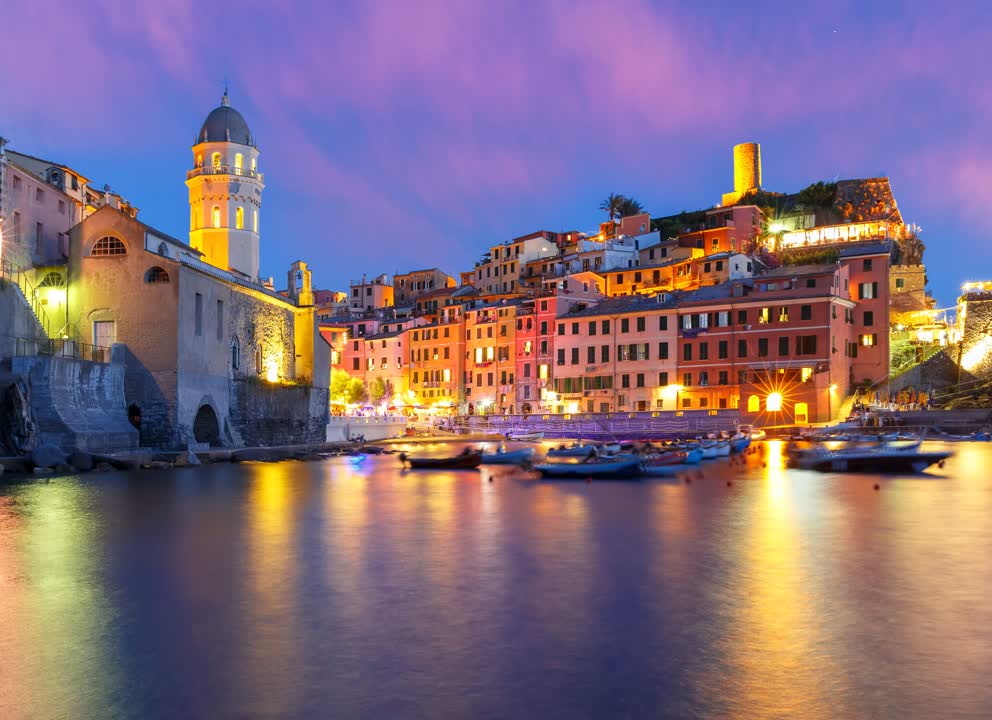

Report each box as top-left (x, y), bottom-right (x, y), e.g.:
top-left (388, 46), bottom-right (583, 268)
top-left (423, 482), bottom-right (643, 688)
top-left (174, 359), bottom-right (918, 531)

top-left (547, 443), bottom-right (596, 458)
top-left (792, 444), bottom-right (951, 474)
top-left (641, 451), bottom-right (687, 467)
top-left (508, 431), bottom-right (544, 442)
top-left (729, 435), bottom-right (751, 454)
top-left (480, 447), bottom-right (535, 465)
top-left (535, 457), bottom-right (641, 479)
top-left (400, 449), bottom-right (483, 470)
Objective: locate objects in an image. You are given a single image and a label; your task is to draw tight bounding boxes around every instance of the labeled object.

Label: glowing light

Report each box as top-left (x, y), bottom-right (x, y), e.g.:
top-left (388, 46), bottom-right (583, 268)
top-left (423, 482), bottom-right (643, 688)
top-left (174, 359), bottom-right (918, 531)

top-left (769, 223), bottom-right (785, 234)
top-left (766, 392), bottom-right (783, 412)
top-left (961, 336), bottom-right (992, 372)
top-left (829, 383), bottom-right (838, 392)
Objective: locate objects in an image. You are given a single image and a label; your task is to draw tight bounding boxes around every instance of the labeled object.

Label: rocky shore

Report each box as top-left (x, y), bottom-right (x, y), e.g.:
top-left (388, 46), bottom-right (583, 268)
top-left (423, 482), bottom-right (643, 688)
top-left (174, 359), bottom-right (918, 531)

top-left (0, 440), bottom-right (400, 481)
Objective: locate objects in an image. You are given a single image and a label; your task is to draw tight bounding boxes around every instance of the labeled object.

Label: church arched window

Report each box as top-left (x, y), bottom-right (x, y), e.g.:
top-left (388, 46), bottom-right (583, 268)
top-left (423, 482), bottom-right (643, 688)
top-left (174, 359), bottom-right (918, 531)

top-left (235, 207), bottom-right (244, 230)
top-left (196, 153), bottom-right (203, 167)
top-left (234, 153), bottom-right (243, 175)
top-left (157, 241), bottom-right (169, 257)
top-left (91, 236), bottom-right (127, 256)
top-left (211, 152), bottom-right (222, 169)
top-left (251, 157), bottom-right (257, 173)
top-left (144, 266), bottom-right (170, 283)
top-left (212, 206), bottom-right (221, 229)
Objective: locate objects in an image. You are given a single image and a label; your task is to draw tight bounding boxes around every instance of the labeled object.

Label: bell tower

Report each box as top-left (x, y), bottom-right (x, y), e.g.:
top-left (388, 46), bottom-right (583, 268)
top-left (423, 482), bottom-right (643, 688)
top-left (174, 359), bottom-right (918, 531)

top-left (186, 90), bottom-right (264, 280)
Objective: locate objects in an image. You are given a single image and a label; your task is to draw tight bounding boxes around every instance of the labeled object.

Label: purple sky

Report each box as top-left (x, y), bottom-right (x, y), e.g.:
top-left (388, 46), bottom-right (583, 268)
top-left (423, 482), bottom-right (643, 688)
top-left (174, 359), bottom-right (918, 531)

top-left (4, 0), bottom-right (990, 306)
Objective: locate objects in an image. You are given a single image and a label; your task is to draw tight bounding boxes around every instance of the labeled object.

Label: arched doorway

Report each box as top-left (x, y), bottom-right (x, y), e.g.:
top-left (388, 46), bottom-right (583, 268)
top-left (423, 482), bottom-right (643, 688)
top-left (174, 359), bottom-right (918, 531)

top-left (193, 404), bottom-right (220, 446)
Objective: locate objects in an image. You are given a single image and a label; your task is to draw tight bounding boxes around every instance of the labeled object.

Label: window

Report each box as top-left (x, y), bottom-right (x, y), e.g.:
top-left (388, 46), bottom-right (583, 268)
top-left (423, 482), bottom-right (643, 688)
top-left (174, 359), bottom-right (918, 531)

top-left (699, 342), bottom-right (709, 360)
top-left (589, 321), bottom-right (597, 336)
top-left (682, 397), bottom-right (691, 408)
top-left (231, 337), bottom-right (240, 370)
top-left (778, 307), bottom-right (789, 322)
top-left (91, 236), bottom-right (127, 256)
top-left (758, 338), bottom-right (768, 357)
top-left (683, 344), bottom-right (692, 361)
top-left (659, 316), bottom-right (668, 331)
top-left (758, 308), bottom-right (769, 324)
top-left (621, 318), bottom-right (630, 333)
top-left (211, 152), bottom-right (222, 169)
top-left (636, 373), bottom-right (645, 388)
top-left (144, 266), bottom-right (169, 283)
top-left (864, 311), bottom-right (874, 326)
top-left (352, 358), bottom-right (360, 370)
top-left (747, 395), bottom-right (760, 412)
top-left (587, 346), bottom-right (596, 364)
top-left (861, 334), bottom-right (877, 347)
top-left (659, 371), bottom-right (669, 386)
top-left (571, 348), bottom-right (579, 364)
top-left (801, 305), bottom-right (812, 321)
top-left (718, 371), bottom-right (728, 385)
top-left (557, 323), bottom-right (565, 335)
top-left (601, 345), bottom-right (610, 363)
top-left (234, 153), bottom-right (244, 174)
top-left (616, 274), bottom-right (624, 284)
top-left (796, 335), bottom-right (818, 355)
top-left (682, 373), bottom-right (692, 387)
top-left (737, 310), bottom-right (747, 324)
top-left (35, 187), bottom-right (44, 203)
top-left (778, 337), bottom-right (789, 356)
top-left (738, 339), bottom-right (747, 358)
top-left (636, 316), bottom-right (645, 332)
top-left (621, 374), bottom-right (630, 389)
top-left (806, 278), bottom-right (816, 288)
top-left (93, 320), bottom-right (115, 348)
top-left (602, 320), bottom-right (610, 335)
top-left (35, 222), bottom-right (43, 252)
top-left (253, 209), bottom-right (258, 233)
top-left (658, 342), bottom-right (669, 360)
top-left (699, 371), bottom-right (709, 386)
top-left (212, 205), bottom-right (221, 228)
top-left (859, 282), bottom-right (878, 300)
top-left (235, 207), bottom-right (244, 229)
top-left (58, 199), bottom-right (65, 214)
top-left (896, 278), bottom-right (905, 289)
top-left (863, 258), bottom-right (873, 271)
top-left (195, 293), bottom-right (203, 336)
top-left (718, 340), bottom-right (728, 359)
top-left (216, 300), bottom-right (224, 341)
top-left (557, 349), bottom-right (565, 365)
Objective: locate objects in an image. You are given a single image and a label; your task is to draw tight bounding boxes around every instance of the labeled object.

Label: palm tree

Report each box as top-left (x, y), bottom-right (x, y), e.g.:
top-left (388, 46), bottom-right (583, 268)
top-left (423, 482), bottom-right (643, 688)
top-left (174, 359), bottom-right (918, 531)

top-left (618, 196), bottom-right (644, 217)
top-left (599, 193), bottom-right (625, 225)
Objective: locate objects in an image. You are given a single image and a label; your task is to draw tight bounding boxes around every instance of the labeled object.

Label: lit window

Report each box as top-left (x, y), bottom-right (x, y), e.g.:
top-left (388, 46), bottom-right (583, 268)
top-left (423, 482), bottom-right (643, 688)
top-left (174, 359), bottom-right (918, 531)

top-left (758, 308), bottom-right (769, 324)
top-left (861, 334), bottom-right (875, 347)
top-left (251, 157), bottom-right (257, 172)
top-left (234, 153), bottom-right (244, 175)
top-left (800, 367), bottom-right (813, 383)
top-left (211, 152), bottom-right (222, 169)
top-left (766, 392), bottom-right (783, 412)
top-left (196, 153), bottom-right (203, 167)
top-left (91, 236), bottom-right (126, 256)
top-left (212, 206), bottom-right (221, 228)
top-left (253, 209), bottom-right (258, 233)
top-left (747, 395), bottom-right (760, 413)
top-left (235, 207), bottom-right (244, 230)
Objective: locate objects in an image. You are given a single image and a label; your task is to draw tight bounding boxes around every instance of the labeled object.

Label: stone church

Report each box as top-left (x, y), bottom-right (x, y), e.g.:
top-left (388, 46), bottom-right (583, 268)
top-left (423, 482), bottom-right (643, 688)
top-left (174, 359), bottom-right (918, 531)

top-left (65, 92), bottom-right (330, 448)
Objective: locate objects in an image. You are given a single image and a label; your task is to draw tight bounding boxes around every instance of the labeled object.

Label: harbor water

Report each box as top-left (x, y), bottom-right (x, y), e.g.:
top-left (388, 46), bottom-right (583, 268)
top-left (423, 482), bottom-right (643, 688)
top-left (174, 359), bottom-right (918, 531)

top-left (1, 440), bottom-right (990, 718)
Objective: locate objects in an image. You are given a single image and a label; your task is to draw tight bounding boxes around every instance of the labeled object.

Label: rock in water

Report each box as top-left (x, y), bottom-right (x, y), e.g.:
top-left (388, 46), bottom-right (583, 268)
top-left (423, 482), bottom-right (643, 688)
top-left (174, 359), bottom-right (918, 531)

top-left (31, 443), bottom-right (67, 469)
top-left (68, 451), bottom-right (95, 472)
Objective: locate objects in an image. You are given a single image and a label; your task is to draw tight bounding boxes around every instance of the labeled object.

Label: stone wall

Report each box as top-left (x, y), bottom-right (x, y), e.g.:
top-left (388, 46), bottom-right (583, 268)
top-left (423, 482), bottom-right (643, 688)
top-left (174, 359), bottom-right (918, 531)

top-left (455, 409), bottom-right (741, 439)
top-left (229, 379), bottom-right (329, 446)
top-left (326, 416), bottom-right (407, 442)
top-left (0, 278), bottom-right (48, 357)
top-left (11, 345), bottom-right (138, 452)
top-left (890, 264), bottom-right (929, 314)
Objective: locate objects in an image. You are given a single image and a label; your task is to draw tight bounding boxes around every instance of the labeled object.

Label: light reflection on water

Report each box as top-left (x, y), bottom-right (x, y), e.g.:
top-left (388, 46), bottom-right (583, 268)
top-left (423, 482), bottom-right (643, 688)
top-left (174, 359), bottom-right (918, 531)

top-left (1, 442), bottom-right (991, 718)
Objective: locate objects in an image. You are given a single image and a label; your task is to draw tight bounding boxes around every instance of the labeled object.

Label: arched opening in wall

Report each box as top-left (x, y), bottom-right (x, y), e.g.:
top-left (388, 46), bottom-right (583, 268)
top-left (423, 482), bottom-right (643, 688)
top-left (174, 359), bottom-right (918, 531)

top-left (196, 153), bottom-right (203, 167)
top-left (255, 346), bottom-right (263, 375)
top-left (250, 157), bottom-right (257, 172)
top-left (234, 153), bottom-right (243, 174)
top-left (521, 403), bottom-right (532, 415)
top-left (212, 205), bottom-right (221, 229)
top-left (38, 271), bottom-right (65, 288)
top-left (236, 207), bottom-right (244, 230)
top-left (128, 403), bottom-right (142, 430)
top-left (747, 394), bottom-right (760, 413)
top-left (193, 405), bottom-right (221, 446)
top-left (253, 209), bottom-right (258, 233)
top-left (211, 152), bottom-right (222, 169)
top-left (157, 241), bottom-right (169, 257)
top-left (91, 236), bottom-right (127, 256)
top-left (231, 336), bottom-right (240, 371)
top-left (144, 266), bottom-right (170, 283)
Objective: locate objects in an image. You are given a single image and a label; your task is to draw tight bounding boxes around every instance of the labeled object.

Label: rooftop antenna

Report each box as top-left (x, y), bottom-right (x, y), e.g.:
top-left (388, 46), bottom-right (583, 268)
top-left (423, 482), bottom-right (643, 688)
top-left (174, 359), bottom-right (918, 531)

top-left (221, 78), bottom-right (231, 107)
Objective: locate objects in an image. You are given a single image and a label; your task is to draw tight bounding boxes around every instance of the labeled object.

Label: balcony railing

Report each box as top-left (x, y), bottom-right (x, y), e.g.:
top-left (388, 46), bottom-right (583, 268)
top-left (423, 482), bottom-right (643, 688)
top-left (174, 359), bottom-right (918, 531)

top-left (186, 165), bottom-right (264, 181)
top-left (13, 336), bottom-right (110, 363)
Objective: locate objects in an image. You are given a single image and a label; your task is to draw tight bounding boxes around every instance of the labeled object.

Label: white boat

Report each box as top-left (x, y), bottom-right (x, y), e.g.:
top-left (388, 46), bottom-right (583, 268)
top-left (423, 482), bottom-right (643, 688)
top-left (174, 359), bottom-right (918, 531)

top-left (508, 431), bottom-right (544, 442)
top-left (547, 443), bottom-right (596, 458)
top-left (480, 447), bottom-right (535, 465)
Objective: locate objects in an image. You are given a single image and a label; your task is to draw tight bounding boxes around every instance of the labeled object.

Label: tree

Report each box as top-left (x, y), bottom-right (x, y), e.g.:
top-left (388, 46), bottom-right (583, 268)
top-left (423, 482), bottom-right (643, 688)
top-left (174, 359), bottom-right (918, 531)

top-left (367, 377), bottom-right (386, 405)
top-left (599, 193), bottom-right (625, 225)
top-left (617, 196), bottom-right (644, 217)
top-left (346, 377), bottom-right (367, 405)
top-left (329, 369), bottom-right (353, 404)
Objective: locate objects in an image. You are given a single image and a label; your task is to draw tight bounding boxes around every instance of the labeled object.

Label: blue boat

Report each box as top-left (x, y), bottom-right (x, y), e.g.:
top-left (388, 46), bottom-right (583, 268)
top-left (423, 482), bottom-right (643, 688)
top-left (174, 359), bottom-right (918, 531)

top-left (535, 458), bottom-right (641, 479)
top-left (729, 435), bottom-right (751, 454)
top-left (682, 448), bottom-right (703, 464)
top-left (480, 447), bottom-right (535, 465)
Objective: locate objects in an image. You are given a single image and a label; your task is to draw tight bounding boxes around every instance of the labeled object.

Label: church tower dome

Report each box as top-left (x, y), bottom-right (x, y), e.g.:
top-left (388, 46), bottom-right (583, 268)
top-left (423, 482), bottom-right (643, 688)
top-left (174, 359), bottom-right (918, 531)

top-left (186, 89), bottom-right (264, 280)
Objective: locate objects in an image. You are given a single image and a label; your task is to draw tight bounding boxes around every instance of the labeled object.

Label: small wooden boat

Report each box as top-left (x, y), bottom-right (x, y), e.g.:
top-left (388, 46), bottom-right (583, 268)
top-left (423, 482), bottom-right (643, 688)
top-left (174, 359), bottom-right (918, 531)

top-left (547, 444), bottom-right (595, 458)
top-left (535, 457), bottom-right (641, 479)
top-left (480, 447), bottom-right (535, 465)
top-left (729, 435), bottom-right (751, 454)
top-left (792, 445), bottom-right (951, 474)
top-left (641, 451), bottom-right (687, 468)
top-left (399, 450), bottom-right (482, 470)
top-left (683, 448), bottom-right (703, 464)
top-left (508, 431), bottom-right (544, 442)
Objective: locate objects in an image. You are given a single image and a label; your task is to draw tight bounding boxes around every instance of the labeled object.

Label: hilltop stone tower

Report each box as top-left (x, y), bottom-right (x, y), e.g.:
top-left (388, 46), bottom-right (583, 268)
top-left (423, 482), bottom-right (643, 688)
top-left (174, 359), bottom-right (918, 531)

top-left (722, 141), bottom-right (762, 206)
top-left (186, 90), bottom-right (264, 280)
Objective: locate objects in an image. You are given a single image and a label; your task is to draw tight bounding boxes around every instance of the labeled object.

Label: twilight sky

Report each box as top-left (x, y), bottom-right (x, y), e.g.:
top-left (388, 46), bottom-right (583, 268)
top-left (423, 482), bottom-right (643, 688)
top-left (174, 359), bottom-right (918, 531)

top-left (3, 0), bottom-right (990, 306)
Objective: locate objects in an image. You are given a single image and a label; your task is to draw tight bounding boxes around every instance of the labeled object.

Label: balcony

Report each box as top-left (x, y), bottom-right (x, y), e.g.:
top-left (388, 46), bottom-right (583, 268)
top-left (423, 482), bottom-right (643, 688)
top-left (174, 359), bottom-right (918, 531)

top-left (187, 165), bottom-right (264, 181)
